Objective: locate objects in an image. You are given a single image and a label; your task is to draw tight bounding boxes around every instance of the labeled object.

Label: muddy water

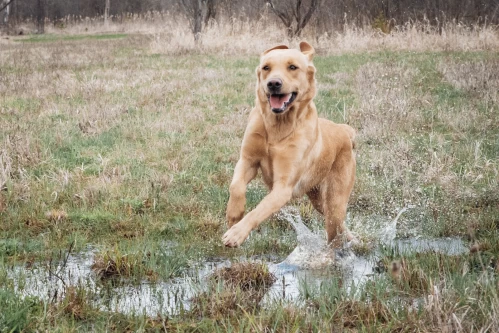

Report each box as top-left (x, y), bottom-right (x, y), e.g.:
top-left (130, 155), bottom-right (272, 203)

top-left (7, 207), bottom-right (469, 316)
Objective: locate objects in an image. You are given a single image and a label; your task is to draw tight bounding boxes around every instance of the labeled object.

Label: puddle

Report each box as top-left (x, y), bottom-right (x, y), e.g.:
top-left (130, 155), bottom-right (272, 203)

top-left (7, 252), bottom-right (364, 315)
top-left (8, 249), bottom-right (225, 315)
top-left (385, 237), bottom-right (468, 255)
top-left (6, 207), bottom-right (469, 316)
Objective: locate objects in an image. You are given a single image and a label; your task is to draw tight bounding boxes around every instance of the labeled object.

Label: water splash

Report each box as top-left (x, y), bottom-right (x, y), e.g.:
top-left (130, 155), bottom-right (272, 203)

top-left (277, 207), bottom-right (334, 269)
top-left (379, 205), bottom-right (415, 243)
top-left (275, 207), bottom-right (377, 293)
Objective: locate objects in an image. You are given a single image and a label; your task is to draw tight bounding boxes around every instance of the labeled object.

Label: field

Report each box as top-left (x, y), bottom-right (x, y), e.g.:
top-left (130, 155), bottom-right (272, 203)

top-left (1, 22), bottom-right (499, 332)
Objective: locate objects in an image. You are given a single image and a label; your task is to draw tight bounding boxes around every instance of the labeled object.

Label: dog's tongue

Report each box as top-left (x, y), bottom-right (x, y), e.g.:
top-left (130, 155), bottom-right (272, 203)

top-left (270, 94), bottom-right (291, 109)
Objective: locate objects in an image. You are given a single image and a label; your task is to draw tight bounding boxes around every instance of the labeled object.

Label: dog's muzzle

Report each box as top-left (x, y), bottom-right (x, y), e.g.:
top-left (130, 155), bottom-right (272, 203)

top-left (268, 92), bottom-right (297, 114)
top-left (265, 78), bottom-right (297, 114)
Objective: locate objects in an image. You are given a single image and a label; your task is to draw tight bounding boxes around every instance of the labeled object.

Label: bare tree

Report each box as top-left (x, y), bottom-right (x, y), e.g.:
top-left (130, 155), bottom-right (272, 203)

top-left (0, 0), bottom-right (15, 24)
top-left (1, 2), bottom-right (9, 24)
top-left (204, 0), bottom-right (216, 26)
top-left (0, 0), bottom-right (14, 13)
top-left (3, 0), bottom-right (499, 35)
top-left (180, 0), bottom-right (216, 42)
top-left (266, 0), bottom-right (321, 37)
top-left (104, 0), bottom-right (110, 26)
top-left (36, 0), bottom-right (45, 33)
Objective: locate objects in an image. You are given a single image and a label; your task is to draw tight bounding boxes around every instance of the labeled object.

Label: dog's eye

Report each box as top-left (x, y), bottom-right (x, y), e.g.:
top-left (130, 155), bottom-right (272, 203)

top-left (289, 65), bottom-right (298, 70)
top-left (262, 65), bottom-right (270, 71)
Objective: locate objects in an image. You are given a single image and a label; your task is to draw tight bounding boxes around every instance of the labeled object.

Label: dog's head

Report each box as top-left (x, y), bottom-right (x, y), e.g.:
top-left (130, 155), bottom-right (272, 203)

top-left (256, 41), bottom-right (316, 115)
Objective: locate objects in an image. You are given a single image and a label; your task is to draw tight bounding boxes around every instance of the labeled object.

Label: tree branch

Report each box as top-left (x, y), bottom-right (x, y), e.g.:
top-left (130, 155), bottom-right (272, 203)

top-left (298, 0), bottom-right (319, 30)
top-left (180, 0), bottom-right (195, 17)
top-left (267, 0), bottom-right (291, 27)
top-left (0, 0), bottom-right (15, 14)
top-left (294, 0), bottom-right (302, 24)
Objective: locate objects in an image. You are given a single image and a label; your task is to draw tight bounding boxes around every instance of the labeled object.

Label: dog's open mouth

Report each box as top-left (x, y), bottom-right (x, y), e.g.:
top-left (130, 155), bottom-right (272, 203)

top-left (268, 92), bottom-right (297, 113)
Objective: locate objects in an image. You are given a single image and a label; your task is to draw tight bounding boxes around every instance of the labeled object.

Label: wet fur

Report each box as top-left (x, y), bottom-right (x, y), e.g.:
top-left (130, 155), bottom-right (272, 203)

top-left (223, 42), bottom-right (356, 247)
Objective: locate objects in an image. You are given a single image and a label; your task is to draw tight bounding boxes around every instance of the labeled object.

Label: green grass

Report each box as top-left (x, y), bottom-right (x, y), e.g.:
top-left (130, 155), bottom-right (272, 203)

top-left (0, 32), bottom-right (498, 331)
top-left (0, 290), bottom-right (40, 332)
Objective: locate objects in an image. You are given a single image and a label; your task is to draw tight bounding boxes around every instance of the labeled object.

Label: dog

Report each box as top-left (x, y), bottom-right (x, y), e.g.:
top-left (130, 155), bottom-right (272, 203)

top-left (223, 42), bottom-right (356, 248)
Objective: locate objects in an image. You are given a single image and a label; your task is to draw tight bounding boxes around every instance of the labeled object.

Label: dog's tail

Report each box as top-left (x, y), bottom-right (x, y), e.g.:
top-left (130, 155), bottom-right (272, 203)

top-left (341, 124), bottom-right (356, 150)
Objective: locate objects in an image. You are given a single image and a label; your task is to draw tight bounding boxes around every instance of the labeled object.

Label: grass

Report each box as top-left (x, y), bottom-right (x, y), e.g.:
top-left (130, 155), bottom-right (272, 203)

top-left (0, 20), bottom-right (498, 331)
top-left (16, 33), bottom-right (128, 43)
top-left (190, 263), bottom-right (276, 319)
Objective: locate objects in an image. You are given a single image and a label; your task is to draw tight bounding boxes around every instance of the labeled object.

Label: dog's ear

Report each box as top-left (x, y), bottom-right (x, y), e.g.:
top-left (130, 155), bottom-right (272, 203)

top-left (262, 45), bottom-right (288, 56)
top-left (299, 41), bottom-right (315, 62)
top-left (300, 41), bottom-right (316, 84)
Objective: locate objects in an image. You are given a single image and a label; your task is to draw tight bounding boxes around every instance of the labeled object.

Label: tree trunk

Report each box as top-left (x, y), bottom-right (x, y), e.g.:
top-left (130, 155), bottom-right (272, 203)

top-left (3, 3), bottom-right (9, 24)
top-left (204, 0), bottom-right (215, 26)
top-left (0, 0), bottom-right (15, 25)
top-left (193, 0), bottom-right (202, 43)
top-left (36, 0), bottom-right (45, 34)
top-left (267, 0), bottom-right (320, 38)
top-left (181, 0), bottom-right (215, 44)
top-left (104, 0), bottom-right (110, 27)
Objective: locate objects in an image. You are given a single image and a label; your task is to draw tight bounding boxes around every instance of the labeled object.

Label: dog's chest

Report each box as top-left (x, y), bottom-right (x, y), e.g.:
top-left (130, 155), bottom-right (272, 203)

top-left (258, 145), bottom-right (321, 198)
top-left (259, 158), bottom-right (274, 188)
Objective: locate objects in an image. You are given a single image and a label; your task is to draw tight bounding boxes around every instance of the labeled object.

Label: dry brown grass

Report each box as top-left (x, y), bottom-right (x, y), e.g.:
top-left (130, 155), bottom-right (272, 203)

top-left (211, 262), bottom-right (276, 290)
top-left (58, 286), bottom-right (92, 320)
top-left (440, 58), bottom-right (499, 102)
top-left (0, 149), bottom-right (11, 190)
top-left (190, 262), bottom-right (276, 319)
top-left (354, 63), bottom-right (423, 139)
top-left (324, 21), bottom-right (499, 54)
top-left (335, 299), bottom-right (393, 329)
top-left (5, 12), bottom-right (498, 55)
top-left (151, 19), bottom-right (499, 55)
top-left (91, 251), bottom-right (157, 281)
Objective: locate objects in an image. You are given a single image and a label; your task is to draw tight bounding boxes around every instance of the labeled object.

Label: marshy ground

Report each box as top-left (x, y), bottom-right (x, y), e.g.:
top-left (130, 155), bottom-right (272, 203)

top-left (1, 25), bottom-right (498, 331)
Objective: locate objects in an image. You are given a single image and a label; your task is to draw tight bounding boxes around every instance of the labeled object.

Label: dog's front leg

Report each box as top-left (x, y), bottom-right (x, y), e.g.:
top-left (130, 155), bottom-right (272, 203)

top-left (223, 184), bottom-right (293, 247)
top-left (226, 159), bottom-right (258, 228)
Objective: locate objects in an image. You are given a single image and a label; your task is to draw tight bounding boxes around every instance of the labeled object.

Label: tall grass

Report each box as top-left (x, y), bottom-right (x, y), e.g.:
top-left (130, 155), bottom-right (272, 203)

top-left (4, 12), bottom-right (499, 54)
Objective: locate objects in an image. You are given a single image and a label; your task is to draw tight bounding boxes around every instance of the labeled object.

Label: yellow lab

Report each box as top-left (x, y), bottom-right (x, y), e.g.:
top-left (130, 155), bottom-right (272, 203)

top-left (223, 42), bottom-right (356, 248)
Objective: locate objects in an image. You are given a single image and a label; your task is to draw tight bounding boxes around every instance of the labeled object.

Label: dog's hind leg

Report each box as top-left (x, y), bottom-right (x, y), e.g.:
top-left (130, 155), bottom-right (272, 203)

top-left (307, 186), bottom-right (324, 215)
top-left (323, 152), bottom-right (356, 246)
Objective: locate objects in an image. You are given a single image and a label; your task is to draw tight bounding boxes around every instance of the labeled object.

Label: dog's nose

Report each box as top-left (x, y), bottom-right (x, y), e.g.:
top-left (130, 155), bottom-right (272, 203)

top-left (267, 79), bottom-right (282, 91)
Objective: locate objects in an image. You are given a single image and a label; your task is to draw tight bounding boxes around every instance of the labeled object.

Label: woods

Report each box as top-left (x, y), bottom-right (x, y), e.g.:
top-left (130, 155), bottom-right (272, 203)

top-left (1, 0), bottom-right (499, 36)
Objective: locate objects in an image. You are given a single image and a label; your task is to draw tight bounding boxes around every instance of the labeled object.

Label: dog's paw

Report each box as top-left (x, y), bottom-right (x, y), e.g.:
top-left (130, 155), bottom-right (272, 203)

top-left (222, 222), bottom-right (251, 247)
top-left (226, 207), bottom-right (245, 228)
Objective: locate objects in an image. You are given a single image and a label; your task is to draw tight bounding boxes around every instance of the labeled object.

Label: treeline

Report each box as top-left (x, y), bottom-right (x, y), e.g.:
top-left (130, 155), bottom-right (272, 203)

top-left (1, 0), bottom-right (499, 35)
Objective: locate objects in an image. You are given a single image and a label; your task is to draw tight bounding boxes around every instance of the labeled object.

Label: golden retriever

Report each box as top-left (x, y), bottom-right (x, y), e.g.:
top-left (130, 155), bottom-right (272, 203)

top-left (223, 42), bottom-right (356, 248)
